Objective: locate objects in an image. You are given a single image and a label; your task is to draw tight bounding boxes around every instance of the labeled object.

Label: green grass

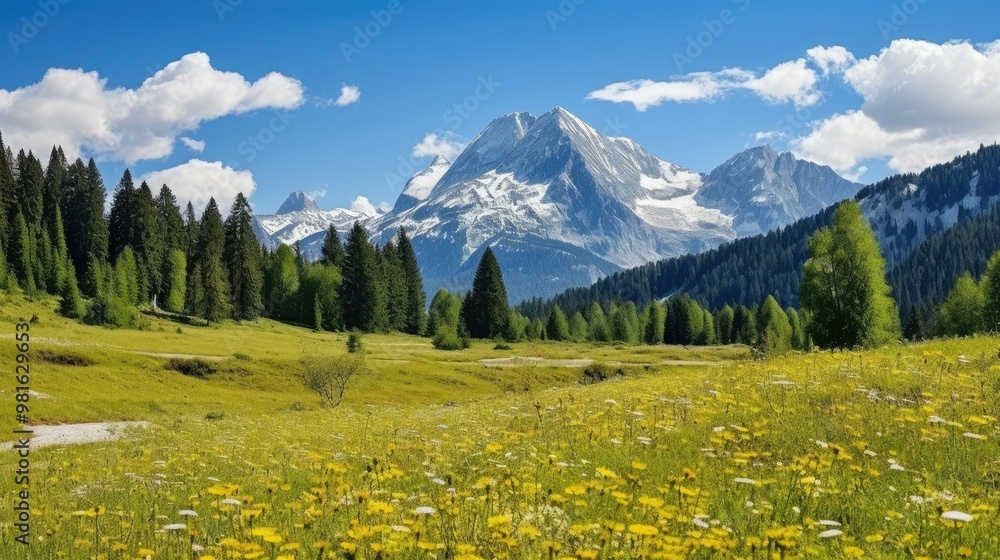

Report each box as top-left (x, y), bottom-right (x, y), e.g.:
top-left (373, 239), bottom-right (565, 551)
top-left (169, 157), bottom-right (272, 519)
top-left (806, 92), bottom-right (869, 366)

top-left (2, 295), bottom-right (999, 559)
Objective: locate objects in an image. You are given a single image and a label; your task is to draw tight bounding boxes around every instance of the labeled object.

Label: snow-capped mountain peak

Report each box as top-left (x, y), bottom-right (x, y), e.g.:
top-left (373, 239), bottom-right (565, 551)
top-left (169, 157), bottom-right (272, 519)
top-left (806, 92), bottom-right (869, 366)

top-left (393, 155), bottom-right (452, 212)
top-left (276, 191), bottom-right (321, 214)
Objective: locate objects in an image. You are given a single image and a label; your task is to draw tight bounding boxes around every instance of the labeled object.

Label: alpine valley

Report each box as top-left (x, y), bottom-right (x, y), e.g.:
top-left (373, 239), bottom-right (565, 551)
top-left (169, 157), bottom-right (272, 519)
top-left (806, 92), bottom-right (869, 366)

top-left (253, 107), bottom-right (862, 302)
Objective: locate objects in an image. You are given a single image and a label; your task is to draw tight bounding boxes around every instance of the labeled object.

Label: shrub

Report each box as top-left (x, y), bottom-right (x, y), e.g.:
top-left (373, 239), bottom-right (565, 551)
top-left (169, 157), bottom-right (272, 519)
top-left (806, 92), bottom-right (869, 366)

top-left (165, 358), bottom-right (218, 379)
top-left (581, 363), bottom-right (625, 384)
top-left (347, 331), bottom-right (364, 353)
top-left (433, 329), bottom-right (466, 350)
top-left (494, 342), bottom-right (512, 350)
top-left (36, 349), bottom-right (94, 367)
top-left (86, 295), bottom-right (142, 329)
top-left (299, 353), bottom-right (365, 408)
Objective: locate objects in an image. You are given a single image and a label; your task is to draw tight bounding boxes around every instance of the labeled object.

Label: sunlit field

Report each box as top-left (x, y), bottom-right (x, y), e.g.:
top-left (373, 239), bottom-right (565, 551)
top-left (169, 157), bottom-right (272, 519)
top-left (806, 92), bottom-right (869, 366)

top-left (1, 295), bottom-right (998, 559)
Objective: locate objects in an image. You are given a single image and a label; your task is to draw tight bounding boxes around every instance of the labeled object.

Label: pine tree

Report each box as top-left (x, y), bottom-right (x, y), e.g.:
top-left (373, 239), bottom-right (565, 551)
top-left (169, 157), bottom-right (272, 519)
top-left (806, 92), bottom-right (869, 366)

top-left (786, 307), bottom-right (805, 349)
top-left (115, 247), bottom-right (140, 306)
top-left (108, 170), bottom-right (136, 261)
top-left (183, 202), bottom-right (200, 265)
top-left (58, 260), bottom-right (85, 319)
top-left (936, 272), bottom-right (984, 337)
top-left (980, 251), bottom-right (1000, 333)
top-left (10, 213), bottom-right (34, 292)
top-left (196, 198), bottom-right (231, 323)
top-left (643, 302), bottom-right (665, 344)
top-left (379, 240), bottom-right (407, 331)
top-left (757, 295), bottom-right (793, 356)
top-left (546, 304), bottom-right (571, 341)
top-left (0, 130), bottom-right (13, 243)
top-left (133, 182), bottom-right (161, 303)
top-left (588, 302), bottom-right (611, 342)
top-left (154, 185), bottom-right (185, 251)
top-left (699, 309), bottom-right (716, 345)
top-left (42, 146), bottom-right (68, 240)
top-left (396, 228), bottom-right (427, 335)
top-left (320, 224), bottom-right (345, 267)
top-left (462, 247), bottom-right (510, 339)
top-left (715, 305), bottom-right (735, 344)
top-left (568, 312), bottom-right (588, 342)
top-left (164, 249), bottom-right (187, 313)
top-left (224, 193), bottom-right (263, 321)
top-left (903, 307), bottom-right (925, 341)
top-left (801, 201), bottom-right (900, 348)
top-left (16, 150), bottom-right (44, 227)
top-left (732, 305), bottom-right (757, 345)
top-left (340, 222), bottom-right (387, 332)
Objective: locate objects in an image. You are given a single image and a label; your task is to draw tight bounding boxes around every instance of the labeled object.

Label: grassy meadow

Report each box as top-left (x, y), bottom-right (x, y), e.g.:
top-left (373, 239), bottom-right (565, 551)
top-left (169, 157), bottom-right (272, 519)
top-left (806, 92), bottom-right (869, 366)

top-left (1, 294), bottom-right (999, 559)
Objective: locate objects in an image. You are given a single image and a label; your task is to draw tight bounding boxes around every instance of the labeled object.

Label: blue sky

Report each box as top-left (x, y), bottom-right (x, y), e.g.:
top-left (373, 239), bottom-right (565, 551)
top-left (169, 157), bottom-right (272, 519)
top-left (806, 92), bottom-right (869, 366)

top-left (2, 0), bottom-right (998, 214)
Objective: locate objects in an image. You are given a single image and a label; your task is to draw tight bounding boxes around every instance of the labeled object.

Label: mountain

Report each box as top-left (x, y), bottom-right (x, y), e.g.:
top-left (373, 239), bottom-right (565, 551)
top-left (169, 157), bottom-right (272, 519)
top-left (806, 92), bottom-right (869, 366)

top-left (694, 144), bottom-right (861, 237)
top-left (524, 144), bottom-right (1000, 321)
top-left (256, 107), bottom-right (863, 302)
top-left (252, 191), bottom-right (376, 251)
top-left (369, 107), bottom-right (861, 302)
top-left (392, 155), bottom-right (451, 212)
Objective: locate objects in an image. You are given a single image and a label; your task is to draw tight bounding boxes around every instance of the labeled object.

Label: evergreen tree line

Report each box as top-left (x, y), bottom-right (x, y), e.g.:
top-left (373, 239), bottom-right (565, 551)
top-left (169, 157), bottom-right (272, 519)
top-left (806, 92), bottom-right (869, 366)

top-left (0, 135), bottom-right (428, 334)
top-left (928, 247), bottom-right (1000, 339)
top-left (523, 145), bottom-right (1000, 343)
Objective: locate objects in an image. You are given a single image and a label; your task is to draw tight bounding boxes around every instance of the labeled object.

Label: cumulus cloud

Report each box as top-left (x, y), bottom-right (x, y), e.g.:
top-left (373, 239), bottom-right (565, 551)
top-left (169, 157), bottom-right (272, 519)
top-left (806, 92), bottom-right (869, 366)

top-left (586, 61), bottom-right (820, 111)
top-left (411, 132), bottom-right (465, 160)
top-left (180, 137), bottom-right (205, 153)
top-left (335, 84), bottom-right (361, 106)
top-left (806, 45), bottom-right (856, 76)
top-left (0, 52), bottom-right (304, 164)
top-left (141, 159), bottom-right (255, 215)
top-left (350, 195), bottom-right (388, 216)
top-left (791, 39), bottom-right (1000, 176)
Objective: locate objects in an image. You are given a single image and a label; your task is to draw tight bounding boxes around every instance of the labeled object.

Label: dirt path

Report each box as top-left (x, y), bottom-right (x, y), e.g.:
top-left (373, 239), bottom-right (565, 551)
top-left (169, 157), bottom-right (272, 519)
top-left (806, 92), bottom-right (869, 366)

top-left (2, 335), bottom-right (229, 362)
top-left (0, 421), bottom-right (149, 449)
top-left (477, 356), bottom-right (731, 368)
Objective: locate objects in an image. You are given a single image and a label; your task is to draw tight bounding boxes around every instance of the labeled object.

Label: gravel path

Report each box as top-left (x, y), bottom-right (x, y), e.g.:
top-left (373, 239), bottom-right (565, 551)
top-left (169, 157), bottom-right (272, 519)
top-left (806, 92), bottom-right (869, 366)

top-left (1, 421), bottom-right (149, 449)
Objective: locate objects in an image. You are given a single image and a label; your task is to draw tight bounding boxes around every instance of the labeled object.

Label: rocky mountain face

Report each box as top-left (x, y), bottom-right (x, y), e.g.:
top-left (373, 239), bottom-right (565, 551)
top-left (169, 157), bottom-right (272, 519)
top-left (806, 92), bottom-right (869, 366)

top-left (254, 107), bottom-right (864, 302)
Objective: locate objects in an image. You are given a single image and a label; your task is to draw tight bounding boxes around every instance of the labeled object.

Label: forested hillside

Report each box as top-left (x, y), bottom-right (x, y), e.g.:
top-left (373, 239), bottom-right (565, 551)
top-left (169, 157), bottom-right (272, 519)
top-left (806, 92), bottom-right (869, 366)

top-left (522, 144), bottom-right (1000, 322)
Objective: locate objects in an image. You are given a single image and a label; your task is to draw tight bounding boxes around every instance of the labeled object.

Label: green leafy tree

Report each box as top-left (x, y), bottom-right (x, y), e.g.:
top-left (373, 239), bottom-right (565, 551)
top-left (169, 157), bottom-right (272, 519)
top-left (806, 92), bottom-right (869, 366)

top-left (115, 247), bottom-right (140, 306)
top-left (786, 307), bottom-right (805, 350)
top-left (340, 222), bottom-right (387, 332)
top-left (801, 201), bottom-right (900, 348)
top-left (224, 193), bottom-right (264, 321)
top-left (936, 272), bottom-right (984, 337)
top-left (266, 244), bottom-right (300, 319)
top-left (462, 246), bottom-right (509, 339)
top-left (427, 289), bottom-right (461, 336)
top-left (699, 309), bottom-right (716, 345)
top-left (545, 304), bottom-right (571, 341)
top-left (643, 302), bottom-right (665, 344)
top-left (301, 263), bottom-right (342, 331)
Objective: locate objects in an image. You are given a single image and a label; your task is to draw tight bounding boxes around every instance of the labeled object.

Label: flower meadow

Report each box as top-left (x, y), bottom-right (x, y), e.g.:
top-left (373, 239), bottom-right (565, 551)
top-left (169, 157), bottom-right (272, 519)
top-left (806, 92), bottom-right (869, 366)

top-left (3, 341), bottom-right (1000, 559)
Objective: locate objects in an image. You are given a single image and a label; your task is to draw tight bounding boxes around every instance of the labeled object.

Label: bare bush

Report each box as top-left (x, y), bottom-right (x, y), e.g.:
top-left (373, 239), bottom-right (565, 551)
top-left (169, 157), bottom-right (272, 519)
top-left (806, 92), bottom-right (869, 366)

top-left (299, 353), bottom-right (366, 408)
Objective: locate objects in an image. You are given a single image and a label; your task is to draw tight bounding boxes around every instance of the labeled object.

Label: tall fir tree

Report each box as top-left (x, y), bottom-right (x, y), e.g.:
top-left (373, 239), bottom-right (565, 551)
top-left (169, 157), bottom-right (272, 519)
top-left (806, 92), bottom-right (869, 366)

top-left (756, 295), bottom-right (793, 356)
top-left (643, 301), bottom-right (666, 344)
top-left (224, 193), bottom-right (264, 321)
top-left (715, 305), bottom-right (735, 344)
top-left (545, 304), bottom-right (571, 341)
top-left (10, 212), bottom-right (34, 292)
top-left (195, 198), bottom-right (231, 323)
top-left (396, 228), bottom-right (427, 335)
top-left (588, 302), bottom-right (611, 342)
top-left (108, 170), bottom-right (136, 262)
top-left (339, 222), bottom-right (388, 332)
top-left (462, 246), bottom-right (510, 339)
top-left (164, 249), bottom-right (187, 314)
top-left (568, 312), bottom-right (588, 342)
top-left (133, 182), bottom-right (162, 303)
top-left (42, 146), bottom-right (68, 240)
top-left (0, 130), bottom-right (13, 243)
top-left (801, 201), bottom-right (900, 348)
top-left (16, 150), bottom-right (44, 227)
top-left (320, 224), bottom-right (345, 267)
top-left (379, 239), bottom-right (408, 331)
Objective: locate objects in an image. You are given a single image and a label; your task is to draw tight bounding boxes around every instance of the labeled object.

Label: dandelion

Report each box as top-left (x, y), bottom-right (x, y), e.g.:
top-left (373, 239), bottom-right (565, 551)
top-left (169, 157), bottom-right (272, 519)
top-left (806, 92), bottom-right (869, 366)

top-left (628, 524), bottom-right (658, 536)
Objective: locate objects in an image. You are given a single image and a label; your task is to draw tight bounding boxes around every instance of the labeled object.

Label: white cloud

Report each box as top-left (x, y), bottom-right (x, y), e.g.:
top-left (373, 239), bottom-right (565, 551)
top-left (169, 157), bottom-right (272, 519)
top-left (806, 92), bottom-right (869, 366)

top-left (0, 52), bottom-right (304, 164)
top-left (806, 45), bottom-right (856, 76)
top-left (586, 62), bottom-right (820, 111)
top-left (141, 159), bottom-right (255, 215)
top-left (335, 84), bottom-right (361, 106)
top-left (745, 59), bottom-right (819, 107)
top-left (306, 188), bottom-right (327, 200)
top-left (791, 39), bottom-right (1000, 176)
top-left (180, 137), bottom-right (205, 153)
top-left (412, 132), bottom-right (466, 160)
top-left (754, 130), bottom-right (785, 141)
top-left (350, 195), bottom-right (387, 216)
